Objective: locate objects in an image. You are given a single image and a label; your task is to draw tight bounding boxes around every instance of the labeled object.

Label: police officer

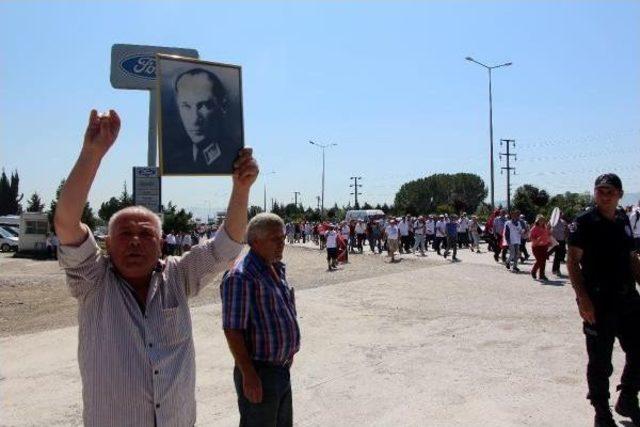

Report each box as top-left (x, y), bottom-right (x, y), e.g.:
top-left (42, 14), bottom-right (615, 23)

top-left (567, 173), bottom-right (640, 427)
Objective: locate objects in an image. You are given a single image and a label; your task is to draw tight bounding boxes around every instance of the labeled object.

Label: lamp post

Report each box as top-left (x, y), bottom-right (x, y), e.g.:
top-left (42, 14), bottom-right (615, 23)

top-left (263, 171), bottom-right (276, 212)
top-left (465, 56), bottom-right (512, 209)
top-left (309, 140), bottom-right (337, 216)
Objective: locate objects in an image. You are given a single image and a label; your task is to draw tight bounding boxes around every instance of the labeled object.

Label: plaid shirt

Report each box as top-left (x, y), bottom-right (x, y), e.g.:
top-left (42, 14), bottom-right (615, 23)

top-left (220, 250), bottom-right (300, 364)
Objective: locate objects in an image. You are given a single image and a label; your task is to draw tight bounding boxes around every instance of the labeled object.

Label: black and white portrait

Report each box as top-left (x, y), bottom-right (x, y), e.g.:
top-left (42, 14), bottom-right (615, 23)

top-left (157, 54), bottom-right (244, 175)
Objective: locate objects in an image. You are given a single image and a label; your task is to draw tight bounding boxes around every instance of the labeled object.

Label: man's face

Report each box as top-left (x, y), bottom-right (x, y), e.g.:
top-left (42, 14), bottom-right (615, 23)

top-left (594, 185), bottom-right (622, 211)
top-left (176, 73), bottom-right (220, 145)
top-left (106, 213), bottom-right (162, 281)
top-left (252, 226), bottom-right (286, 264)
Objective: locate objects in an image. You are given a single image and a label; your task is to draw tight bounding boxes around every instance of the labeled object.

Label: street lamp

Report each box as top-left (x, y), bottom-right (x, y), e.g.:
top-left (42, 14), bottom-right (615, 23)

top-left (263, 171), bottom-right (276, 212)
top-left (309, 140), bottom-right (337, 216)
top-left (466, 56), bottom-right (512, 209)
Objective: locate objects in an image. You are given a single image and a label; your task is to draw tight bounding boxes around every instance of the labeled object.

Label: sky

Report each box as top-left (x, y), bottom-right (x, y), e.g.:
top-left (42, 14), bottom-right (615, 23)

top-left (1, 1), bottom-right (639, 219)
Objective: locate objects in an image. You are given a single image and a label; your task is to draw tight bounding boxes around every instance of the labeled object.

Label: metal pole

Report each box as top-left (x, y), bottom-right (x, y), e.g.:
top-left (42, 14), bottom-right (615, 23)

top-left (263, 183), bottom-right (267, 212)
top-left (321, 148), bottom-right (325, 216)
top-left (488, 68), bottom-right (494, 209)
top-left (148, 90), bottom-right (158, 167)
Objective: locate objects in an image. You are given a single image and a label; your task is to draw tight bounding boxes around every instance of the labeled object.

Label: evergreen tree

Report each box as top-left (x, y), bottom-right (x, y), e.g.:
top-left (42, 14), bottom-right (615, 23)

top-left (26, 192), bottom-right (45, 212)
top-left (0, 169), bottom-right (23, 215)
top-left (0, 169), bottom-right (10, 215)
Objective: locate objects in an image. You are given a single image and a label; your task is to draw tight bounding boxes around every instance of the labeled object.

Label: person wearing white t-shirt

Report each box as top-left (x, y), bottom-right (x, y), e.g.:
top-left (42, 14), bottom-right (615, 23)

top-left (629, 207), bottom-right (640, 250)
top-left (166, 232), bottom-right (177, 256)
top-left (398, 217), bottom-right (411, 253)
top-left (425, 215), bottom-right (435, 251)
top-left (325, 226), bottom-right (339, 270)
top-left (355, 220), bottom-right (367, 253)
top-left (504, 210), bottom-right (525, 272)
top-left (434, 216), bottom-right (447, 255)
top-left (458, 214), bottom-right (470, 248)
top-left (385, 219), bottom-right (400, 262)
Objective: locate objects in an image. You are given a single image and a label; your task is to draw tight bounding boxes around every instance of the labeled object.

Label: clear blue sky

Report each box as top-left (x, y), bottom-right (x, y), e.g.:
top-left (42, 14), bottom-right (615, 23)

top-left (1, 1), bottom-right (639, 218)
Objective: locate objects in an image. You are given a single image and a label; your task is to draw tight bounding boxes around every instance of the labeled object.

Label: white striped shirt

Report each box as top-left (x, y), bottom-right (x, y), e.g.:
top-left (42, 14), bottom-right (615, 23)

top-left (58, 225), bottom-right (242, 427)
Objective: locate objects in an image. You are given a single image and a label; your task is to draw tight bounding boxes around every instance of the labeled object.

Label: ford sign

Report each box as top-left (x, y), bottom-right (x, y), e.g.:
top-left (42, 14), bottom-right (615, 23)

top-left (111, 44), bottom-right (198, 90)
top-left (120, 55), bottom-right (157, 80)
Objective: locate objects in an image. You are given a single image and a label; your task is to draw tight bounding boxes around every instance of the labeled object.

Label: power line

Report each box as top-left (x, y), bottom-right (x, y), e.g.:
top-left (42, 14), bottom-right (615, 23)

top-left (349, 176), bottom-right (363, 208)
top-left (500, 139), bottom-right (516, 211)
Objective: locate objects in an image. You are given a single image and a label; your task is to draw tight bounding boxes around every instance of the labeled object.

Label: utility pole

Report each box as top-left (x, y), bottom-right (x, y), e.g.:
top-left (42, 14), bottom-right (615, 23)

top-left (316, 196), bottom-right (321, 212)
top-left (349, 176), bottom-right (363, 209)
top-left (293, 191), bottom-right (301, 208)
top-left (499, 139), bottom-right (517, 212)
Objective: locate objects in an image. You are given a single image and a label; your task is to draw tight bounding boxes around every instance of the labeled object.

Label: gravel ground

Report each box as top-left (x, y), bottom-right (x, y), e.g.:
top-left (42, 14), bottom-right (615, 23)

top-left (0, 244), bottom-right (443, 337)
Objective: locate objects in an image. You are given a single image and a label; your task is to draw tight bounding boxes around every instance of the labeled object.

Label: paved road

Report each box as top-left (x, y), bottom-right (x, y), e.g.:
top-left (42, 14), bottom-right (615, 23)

top-left (1, 245), bottom-right (632, 426)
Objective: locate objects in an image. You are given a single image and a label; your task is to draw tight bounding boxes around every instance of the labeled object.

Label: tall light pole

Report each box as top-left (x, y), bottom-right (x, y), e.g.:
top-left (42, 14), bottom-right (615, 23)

top-left (465, 56), bottom-right (512, 209)
top-left (309, 140), bottom-right (337, 216)
top-left (262, 171), bottom-right (276, 212)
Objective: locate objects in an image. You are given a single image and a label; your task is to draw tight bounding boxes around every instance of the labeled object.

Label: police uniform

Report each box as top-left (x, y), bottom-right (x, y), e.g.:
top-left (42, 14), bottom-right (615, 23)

top-left (568, 206), bottom-right (640, 408)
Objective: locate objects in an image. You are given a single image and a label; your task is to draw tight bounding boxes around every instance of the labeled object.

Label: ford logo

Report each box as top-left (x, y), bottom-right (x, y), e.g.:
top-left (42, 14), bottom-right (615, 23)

top-left (120, 55), bottom-right (157, 80)
top-left (136, 168), bottom-right (157, 177)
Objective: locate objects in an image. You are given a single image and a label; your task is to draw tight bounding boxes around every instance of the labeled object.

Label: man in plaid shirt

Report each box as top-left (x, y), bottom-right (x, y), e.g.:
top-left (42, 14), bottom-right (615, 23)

top-left (221, 213), bottom-right (301, 427)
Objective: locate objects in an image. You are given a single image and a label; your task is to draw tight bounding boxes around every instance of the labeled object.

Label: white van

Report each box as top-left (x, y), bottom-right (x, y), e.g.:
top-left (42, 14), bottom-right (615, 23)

top-left (344, 209), bottom-right (386, 223)
top-left (18, 212), bottom-right (49, 252)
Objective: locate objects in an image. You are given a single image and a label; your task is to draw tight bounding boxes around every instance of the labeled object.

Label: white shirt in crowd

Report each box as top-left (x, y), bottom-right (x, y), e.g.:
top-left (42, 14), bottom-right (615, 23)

top-left (435, 220), bottom-right (446, 237)
top-left (385, 224), bottom-right (399, 240)
top-left (325, 230), bottom-right (338, 248)
top-left (182, 234), bottom-right (192, 247)
top-left (355, 223), bottom-right (366, 234)
top-left (426, 219), bottom-right (435, 235)
top-left (413, 220), bottom-right (426, 235)
top-left (504, 220), bottom-right (524, 245)
top-left (341, 225), bottom-right (350, 236)
top-left (398, 221), bottom-right (410, 236)
top-left (166, 233), bottom-right (176, 245)
top-left (458, 217), bottom-right (469, 232)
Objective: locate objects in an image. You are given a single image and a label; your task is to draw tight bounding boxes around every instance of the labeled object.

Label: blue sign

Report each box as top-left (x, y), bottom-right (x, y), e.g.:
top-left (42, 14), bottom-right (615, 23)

top-left (111, 44), bottom-right (198, 90)
top-left (120, 55), bottom-right (157, 80)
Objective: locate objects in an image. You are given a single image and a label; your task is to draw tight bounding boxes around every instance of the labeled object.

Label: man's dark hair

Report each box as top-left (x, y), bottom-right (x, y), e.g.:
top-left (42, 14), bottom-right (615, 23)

top-left (174, 68), bottom-right (228, 113)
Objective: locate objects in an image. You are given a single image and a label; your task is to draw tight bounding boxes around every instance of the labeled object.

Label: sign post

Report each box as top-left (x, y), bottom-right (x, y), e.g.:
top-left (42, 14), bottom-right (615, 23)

top-left (133, 167), bottom-right (161, 213)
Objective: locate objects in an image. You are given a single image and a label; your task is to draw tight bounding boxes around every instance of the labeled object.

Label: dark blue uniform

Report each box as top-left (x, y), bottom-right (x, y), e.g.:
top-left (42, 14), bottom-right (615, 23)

top-left (568, 207), bottom-right (640, 405)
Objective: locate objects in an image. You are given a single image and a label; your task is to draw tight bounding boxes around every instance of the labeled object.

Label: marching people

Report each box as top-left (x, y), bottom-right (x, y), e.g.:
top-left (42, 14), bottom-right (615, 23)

top-left (628, 206), bottom-right (640, 251)
top-left (425, 215), bottom-right (435, 252)
top-left (458, 213), bottom-right (470, 248)
top-left (529, 214), bottom-right (551, 281)
top-left (384, 218), bottom-right (400, 262)
top-left (325, 224), bottom-right (339, 270)
top-left (566, 174), bottom-right (640, 426)
top-left (221, 213), bottom-right (300, 426)
top-left (412, 216), bottom-right (427, 256)
top-left (550, 215), bottom-right (569, 276)
top-left (504, 210), bottom-right (525, 272)
top-left (355, 219), bottom-right (367, 253)
top-left (434, 215), bottom-right (447, 256)
top-left (492, 209), bottom-right (508, 263)
top-left (519, 214), bottom-right (531, 262)
top-left (55, 109), bottom-right (258, 426)
top-left (443, 214), bottom-right (459, 261)
top-left (469, 215), bottom-right (481, 253)
top-left (398, 215), bottom-right (411, 254)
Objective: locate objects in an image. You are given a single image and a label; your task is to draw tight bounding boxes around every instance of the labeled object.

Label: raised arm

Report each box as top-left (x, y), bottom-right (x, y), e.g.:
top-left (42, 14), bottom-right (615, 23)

top-left (55, 110), bottom-right (120, 246)
top-left (224, 147), bottom-right (259, 242)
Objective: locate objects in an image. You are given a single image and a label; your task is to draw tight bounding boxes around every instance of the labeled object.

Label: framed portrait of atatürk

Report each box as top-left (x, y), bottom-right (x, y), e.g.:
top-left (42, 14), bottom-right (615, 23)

top-left (156, 54), bottom-right (244, 176)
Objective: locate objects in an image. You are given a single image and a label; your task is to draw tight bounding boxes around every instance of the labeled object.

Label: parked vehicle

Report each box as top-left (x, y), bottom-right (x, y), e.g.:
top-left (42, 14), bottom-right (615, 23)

top-left (0, 227), bottom-right (19, 252)
top-left (344, 209), bottom-right (386, 223)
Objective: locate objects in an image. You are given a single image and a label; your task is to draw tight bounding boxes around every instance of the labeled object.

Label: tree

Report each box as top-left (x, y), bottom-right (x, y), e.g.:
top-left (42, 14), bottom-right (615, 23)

top-left (394, 173), bottom-right (487, 215)
top-left (98, 182), bottom-right (134, 223)
top-left (547, 192), bottom-right (593, 221)
top-left (26, 192), bottom-right (45, 212)
top-left (248, 205), bottom-right (263, 219)
top-left (48, 179), bottom-right (97, 232)
top-left (0, 169), bottom-right (23, 215)
top-left (362, 202), bottom-right (373, 210)
top-left (162, 201), bottom-right (193, 233)
top-left (512, 184), bottom-right (550, 222)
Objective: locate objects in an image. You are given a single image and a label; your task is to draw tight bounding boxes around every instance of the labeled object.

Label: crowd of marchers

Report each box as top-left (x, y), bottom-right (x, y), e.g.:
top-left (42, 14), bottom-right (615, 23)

top-left (283, 204), bottom-right (640, 279)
